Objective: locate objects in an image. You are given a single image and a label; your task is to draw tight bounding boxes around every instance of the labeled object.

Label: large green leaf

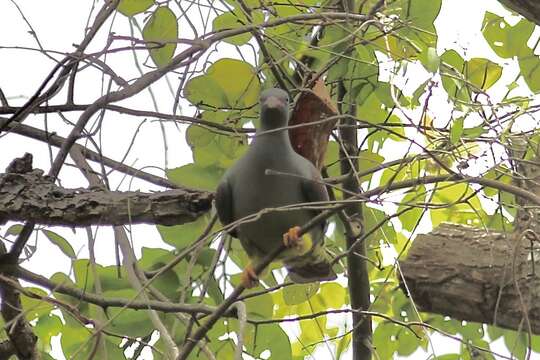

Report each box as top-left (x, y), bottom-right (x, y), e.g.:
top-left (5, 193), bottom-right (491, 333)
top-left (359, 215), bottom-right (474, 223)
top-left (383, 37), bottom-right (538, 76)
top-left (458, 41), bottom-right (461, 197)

top-left (118, 0), bottom-right (154, 17)
top-left (142, 6), bottom-right (178, 67)
top-left (519, 52), bottom-right (540, 94)
top-left (374, 322), bottom-right (399, 359)
top-left (430, 182), bottom-right (486, 227)
top-left (184, 58), bottom-right (260, 109)
top-left (102, 289), bottom-right (156, 337)
top-left (441, 50), bottom-right (470, 104)
top-left (466, 58), bottom-right (502, 90)
top-left (157, 214), bottom-right (211, 249)
top-left (166, 163), bottom-right (223, 191)
top-left (32, 314), bottom-right (64, 351)
top-left (283, 282), bottom-right (319, 305)
top-left (482, 12), bottom-right (534, 59)
top-left (398, 185), bottom-right (426, 232)
top-left (42, 229), bottom-right (76, 259)
top-left (245, 323), bottom-right (292, 359)
top-left (212, 10), bottom-right (264, 46)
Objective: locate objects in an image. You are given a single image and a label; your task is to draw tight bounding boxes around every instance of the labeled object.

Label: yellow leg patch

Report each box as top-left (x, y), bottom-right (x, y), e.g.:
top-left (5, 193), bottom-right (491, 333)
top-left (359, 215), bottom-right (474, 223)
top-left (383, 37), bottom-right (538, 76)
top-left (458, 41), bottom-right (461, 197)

top-left (282, 226), bottom-right (313, 257)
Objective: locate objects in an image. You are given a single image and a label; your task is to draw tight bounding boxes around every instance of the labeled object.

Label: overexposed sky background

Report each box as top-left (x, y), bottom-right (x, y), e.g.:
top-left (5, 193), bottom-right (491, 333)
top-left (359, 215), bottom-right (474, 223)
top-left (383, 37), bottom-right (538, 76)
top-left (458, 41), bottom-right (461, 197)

top-left (0, 0), bottom-right (538, 359)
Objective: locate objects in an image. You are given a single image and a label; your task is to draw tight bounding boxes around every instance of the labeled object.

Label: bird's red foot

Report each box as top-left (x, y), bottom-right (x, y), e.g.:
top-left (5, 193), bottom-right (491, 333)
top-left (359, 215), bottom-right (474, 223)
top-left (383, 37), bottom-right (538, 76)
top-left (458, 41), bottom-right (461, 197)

top-left (283, 226), bottom-right (303, 251)
top-left (240, 263), bottom-right (259, 288)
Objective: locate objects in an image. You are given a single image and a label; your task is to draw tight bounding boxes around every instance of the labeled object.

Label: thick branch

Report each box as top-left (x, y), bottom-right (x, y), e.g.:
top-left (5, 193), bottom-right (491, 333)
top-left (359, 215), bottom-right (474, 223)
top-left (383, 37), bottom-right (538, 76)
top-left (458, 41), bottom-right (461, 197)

top-left (400, 223), bottom-right (540, 334)
top-left (498, 0), bottom-right (540, 26)
top-left (0, 170), bottom-right (212, 226)
top-left (0, 244), bottom-right (38, 360)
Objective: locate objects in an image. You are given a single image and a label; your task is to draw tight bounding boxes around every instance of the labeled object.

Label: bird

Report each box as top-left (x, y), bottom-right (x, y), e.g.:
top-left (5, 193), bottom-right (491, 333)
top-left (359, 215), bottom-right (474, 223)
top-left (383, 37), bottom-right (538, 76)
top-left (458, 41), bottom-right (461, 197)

top-left (215, 87), bottom-right (337, 288)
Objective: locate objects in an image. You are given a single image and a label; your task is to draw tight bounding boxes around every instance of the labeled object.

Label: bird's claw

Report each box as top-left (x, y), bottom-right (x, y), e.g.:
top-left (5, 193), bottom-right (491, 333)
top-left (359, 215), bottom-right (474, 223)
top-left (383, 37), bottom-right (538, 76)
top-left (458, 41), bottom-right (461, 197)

top-left (240, 264), bottom-right (259, 288)
top-left (283, 226), bottom-right (303, 251)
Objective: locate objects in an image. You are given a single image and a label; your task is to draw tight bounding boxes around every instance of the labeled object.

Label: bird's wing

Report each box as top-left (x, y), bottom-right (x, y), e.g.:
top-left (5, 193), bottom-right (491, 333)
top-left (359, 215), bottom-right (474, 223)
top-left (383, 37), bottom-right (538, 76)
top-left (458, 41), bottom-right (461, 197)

top-left (215, 177), bottom-right (238, 238)
top-left (286, 162), bottom-right (336, 283)
top-left (301, 164), bottom-right (330, 213)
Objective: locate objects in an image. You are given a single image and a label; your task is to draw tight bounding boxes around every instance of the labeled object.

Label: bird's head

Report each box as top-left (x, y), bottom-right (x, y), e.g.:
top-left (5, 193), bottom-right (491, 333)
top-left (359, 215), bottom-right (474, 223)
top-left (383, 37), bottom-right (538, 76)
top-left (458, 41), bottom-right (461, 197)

top-left (260, 88), bottom-right (289, 130)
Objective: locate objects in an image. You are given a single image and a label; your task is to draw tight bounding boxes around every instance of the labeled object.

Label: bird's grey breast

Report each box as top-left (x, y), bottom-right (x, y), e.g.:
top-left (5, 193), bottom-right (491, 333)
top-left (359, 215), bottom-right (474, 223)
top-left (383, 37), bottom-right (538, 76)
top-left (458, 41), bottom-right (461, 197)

top-left (228, 147), bottom-right (312, 252)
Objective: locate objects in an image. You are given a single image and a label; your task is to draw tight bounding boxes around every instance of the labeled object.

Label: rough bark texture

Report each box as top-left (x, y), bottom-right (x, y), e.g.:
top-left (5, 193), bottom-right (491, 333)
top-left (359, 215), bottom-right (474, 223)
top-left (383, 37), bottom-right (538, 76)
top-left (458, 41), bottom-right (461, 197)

top-left (0, 243), bottom-right (39, 360)
top-left (0, 170), bottom-right (213, 227)
top-left (400, 223), bottom-right (540, 334)
top-left (499, 0), bottom-right (540, 25)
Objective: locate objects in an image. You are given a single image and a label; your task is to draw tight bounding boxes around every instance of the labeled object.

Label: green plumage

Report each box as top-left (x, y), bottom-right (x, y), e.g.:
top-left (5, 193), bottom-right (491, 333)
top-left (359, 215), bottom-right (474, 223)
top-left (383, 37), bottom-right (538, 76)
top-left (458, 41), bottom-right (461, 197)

top-left (215, 88), bottom-right (336, 284)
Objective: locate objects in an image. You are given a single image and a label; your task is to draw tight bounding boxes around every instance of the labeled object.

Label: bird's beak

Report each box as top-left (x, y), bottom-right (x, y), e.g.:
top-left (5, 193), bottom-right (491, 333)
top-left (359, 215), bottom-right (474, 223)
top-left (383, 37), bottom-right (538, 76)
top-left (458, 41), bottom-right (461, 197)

top-left (262, 95), bottom-right (285, 109)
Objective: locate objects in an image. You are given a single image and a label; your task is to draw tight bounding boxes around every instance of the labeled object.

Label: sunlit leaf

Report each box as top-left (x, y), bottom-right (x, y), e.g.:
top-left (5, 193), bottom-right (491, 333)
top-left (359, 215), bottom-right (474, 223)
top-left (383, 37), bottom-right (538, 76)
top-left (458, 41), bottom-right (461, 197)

top-left (166, 163), bottom-right (223, 191)
top-left (42, 229), bottom-right (76, 259)
top-left (142, 6), bottom-right (178, 67)
top-left (466, 58), bottom-right (502, 90)
top-left (519, 52), bottom-right (540, 94)
top-left (450, 117), bottom-right (464, 145)
top-left (283, 282), bottom-right (319, 305)
top-left (482, 12), bottom-right (534, 59)
top-left (118, 0), bottom-right (154, 17)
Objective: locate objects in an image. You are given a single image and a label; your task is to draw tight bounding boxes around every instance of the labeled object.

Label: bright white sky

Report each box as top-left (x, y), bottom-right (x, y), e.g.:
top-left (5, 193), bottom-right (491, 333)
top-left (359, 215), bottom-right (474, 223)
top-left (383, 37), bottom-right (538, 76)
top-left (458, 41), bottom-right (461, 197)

top-left (0, 0), bottom-right (537, 359)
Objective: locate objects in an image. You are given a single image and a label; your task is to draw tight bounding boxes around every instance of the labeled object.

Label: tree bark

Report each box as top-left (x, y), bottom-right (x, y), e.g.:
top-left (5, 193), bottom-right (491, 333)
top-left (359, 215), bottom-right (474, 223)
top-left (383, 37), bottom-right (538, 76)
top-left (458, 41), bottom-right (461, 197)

top-left (400, 223), bottom-right (540, 334)
top-left (0, 243), bottom-right (39, 360)
top-left (499, 0), bottom-right (540, 25)
top-left (0, 170), bottom-right (212, 227)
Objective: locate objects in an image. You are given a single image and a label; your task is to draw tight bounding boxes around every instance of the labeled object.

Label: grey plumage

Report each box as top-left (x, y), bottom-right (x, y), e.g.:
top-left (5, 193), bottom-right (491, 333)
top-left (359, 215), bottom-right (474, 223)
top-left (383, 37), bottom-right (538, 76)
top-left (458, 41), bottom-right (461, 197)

top-left (215, 88), bottom-right (336, 286)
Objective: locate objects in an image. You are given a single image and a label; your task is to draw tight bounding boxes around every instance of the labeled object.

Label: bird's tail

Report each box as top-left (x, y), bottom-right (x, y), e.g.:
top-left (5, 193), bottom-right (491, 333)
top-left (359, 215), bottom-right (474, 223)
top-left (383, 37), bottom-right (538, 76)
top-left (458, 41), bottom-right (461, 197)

top-left (285, 243), bottom-right (337, 284)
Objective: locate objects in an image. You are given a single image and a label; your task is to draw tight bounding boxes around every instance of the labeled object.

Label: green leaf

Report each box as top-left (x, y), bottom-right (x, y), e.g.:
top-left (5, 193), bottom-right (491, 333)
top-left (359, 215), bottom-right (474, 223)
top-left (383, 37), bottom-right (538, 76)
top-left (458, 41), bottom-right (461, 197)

top-left (60, 324), bottom-right (124, 359)
top-left (166, 163), bottom-right (223, 191)
top-left (441, 50), bottom-right (469, 104)
top-left (396, 0), bottom-right (442, 52)
top-left (450, 117), bottom-right (464, 145)
top-left (118, 0), bottom-right (154, 17)
top-left (157, 214), bottom-right (211, 249)
top-left (188, 124), bottom-right (248, 168)
top-left (374, 322), bottom-right (398, 359)
top-left (210, 59), bottom-right (260, 107)
top-left (419, 47), bottom-right (440, 73)
top-left (319, 282), bottom-right (347, 309)
top-left (462, 125), bottom-right (486, 139)
top-left (396, 327), bottom-right (421, 356)
top-left (34, 314), bottom-right (62, 351)
top-left (459, 321), bottom-right (483, 340)
top-left (430, 182), bottom-right (486, 227)
top-left (245, 323), bottom-right (292, 359)
top-left (244, 291), bottom-right (273, 319)
top-left (283, 282), bottom-right (319, 305)
top-left (466, 58), bottom-right (502, 90)
top-left (21, 287), bottom-right (54, 320)
top-left (42, 230), bottom-right (76, 259)
top-left (213, 12), bottom-right (250, 45)
top-left (398, 185), bottom-right (426, 232)
top-left (519, 53), bottom-right (540, 94)
top-left (212, 10), bottom-right (263, 46)
top-left (142, 6), bottom-right (178, 67)
top-left (103, 289), bottom-right (156, 337)
top-left (183, 76), bottom-right (229, 109)
top-left (434, 355), bottom-right (460, 360)
top-left (503, 329), bottom-right (528, 360)
top-left (5, 224), bottom-right (23, 236)
top-left (184, 58), bottom-right (260, 109)
top-left (357, 150), bottom-right (385, 182)
top-left (336, 332), bottom-right (352, 359)
top-left (482, 12), bottom-right (534, 59)
top-left (410, 79), bottom-right (430, 108)
top-left (363, 206), bottom-right (397, 245)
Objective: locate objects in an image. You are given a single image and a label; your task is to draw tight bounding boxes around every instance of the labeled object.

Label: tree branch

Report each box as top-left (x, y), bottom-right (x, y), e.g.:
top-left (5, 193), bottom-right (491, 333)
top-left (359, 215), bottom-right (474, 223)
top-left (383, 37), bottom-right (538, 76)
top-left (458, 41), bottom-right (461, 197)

top-left (0, 170), bottom-right (212, 226)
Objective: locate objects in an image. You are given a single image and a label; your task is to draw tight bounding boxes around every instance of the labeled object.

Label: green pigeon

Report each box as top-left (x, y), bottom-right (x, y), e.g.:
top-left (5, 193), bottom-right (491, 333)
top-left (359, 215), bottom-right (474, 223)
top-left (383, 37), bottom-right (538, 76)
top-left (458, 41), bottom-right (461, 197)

top-left (215, 88), bottom-right (337, 288)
